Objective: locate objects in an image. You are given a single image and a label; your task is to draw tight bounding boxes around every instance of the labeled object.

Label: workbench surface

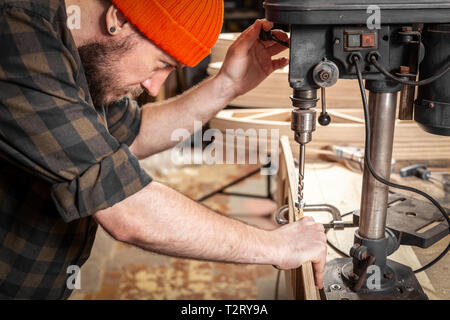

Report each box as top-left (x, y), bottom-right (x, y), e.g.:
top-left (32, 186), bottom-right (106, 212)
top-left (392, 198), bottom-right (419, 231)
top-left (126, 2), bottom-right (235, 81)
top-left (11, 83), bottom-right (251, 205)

top-left (70, 154), bottom-right (449, 300)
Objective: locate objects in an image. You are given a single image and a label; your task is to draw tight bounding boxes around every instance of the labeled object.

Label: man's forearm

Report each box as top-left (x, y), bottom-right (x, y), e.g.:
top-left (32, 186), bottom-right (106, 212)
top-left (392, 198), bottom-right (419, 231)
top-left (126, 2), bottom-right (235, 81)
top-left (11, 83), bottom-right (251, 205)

top-left (94, 181), bottom-right (278, 265)
top-left (130, 73), bottom-right (236, 159)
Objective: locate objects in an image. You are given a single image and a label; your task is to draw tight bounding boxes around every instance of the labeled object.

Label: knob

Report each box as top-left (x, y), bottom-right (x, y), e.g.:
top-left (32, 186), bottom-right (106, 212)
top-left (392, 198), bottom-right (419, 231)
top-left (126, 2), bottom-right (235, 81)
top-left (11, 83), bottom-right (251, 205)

top-left (318, 112), bottom-right (331, 126)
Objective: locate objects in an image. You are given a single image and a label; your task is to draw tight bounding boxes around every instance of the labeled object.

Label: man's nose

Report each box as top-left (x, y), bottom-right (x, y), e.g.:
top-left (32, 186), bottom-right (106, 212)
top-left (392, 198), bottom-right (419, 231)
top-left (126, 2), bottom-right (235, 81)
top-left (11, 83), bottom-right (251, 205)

top-left (141, 71), bottom-right (171, 97)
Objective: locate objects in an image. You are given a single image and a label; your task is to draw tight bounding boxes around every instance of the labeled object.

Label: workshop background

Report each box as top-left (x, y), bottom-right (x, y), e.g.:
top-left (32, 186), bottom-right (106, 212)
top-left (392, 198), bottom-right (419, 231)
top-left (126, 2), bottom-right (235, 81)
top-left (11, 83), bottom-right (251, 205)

top-left (70, 0), bottom-right (450, 300)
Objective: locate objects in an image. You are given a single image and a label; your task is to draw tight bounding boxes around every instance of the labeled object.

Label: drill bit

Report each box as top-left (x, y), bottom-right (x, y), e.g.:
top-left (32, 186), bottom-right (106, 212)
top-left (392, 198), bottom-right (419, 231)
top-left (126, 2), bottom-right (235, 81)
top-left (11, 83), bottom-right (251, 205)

top-left (296, 143), bottom-right (306, 220)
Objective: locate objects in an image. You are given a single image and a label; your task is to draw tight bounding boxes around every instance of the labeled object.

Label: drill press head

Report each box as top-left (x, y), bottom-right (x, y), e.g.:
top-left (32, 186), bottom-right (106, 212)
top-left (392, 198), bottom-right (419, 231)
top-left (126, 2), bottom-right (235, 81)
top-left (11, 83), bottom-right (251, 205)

top-left (264, 0), bottom-right (450, 136)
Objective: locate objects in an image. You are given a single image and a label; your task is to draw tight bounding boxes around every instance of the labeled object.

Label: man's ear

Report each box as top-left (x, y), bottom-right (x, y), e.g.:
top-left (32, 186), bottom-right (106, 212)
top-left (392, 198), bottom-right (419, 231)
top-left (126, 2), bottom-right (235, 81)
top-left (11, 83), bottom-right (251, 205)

top-left (105, 5), bottom-right (129, 36)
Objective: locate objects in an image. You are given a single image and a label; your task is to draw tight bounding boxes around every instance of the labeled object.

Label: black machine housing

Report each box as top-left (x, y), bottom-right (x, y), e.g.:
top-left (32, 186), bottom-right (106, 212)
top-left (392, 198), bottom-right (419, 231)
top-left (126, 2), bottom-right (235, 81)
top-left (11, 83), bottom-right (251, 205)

top-left (264, 0), bottom-right (450, 135)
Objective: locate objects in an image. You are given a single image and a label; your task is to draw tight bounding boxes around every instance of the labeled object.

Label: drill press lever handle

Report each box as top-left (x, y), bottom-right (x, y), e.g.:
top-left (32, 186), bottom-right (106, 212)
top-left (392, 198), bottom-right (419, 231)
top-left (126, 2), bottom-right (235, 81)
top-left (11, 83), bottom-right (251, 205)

top-left (259, 29), bottom-right (290, 48)
top-left (318, 87), bottom-right (331, 126)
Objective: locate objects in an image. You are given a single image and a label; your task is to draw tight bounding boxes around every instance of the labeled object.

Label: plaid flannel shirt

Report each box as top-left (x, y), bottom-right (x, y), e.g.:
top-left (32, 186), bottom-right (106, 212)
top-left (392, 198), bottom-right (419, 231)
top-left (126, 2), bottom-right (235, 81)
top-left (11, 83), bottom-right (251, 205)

top-left (0, 0), bottom-right (153, 299)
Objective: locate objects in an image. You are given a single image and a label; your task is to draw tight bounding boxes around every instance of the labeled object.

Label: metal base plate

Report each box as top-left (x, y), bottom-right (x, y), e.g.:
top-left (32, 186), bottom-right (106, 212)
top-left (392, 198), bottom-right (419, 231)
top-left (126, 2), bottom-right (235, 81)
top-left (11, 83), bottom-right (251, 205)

top-left (323, 258), bottom-right (428, 300)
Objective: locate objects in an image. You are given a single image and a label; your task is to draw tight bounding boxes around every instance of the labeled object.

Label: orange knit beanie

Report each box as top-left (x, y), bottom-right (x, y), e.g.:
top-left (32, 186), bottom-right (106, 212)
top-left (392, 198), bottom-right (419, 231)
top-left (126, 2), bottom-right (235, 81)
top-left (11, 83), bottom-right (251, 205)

top-left (111, 0), bottom-right (224, 67)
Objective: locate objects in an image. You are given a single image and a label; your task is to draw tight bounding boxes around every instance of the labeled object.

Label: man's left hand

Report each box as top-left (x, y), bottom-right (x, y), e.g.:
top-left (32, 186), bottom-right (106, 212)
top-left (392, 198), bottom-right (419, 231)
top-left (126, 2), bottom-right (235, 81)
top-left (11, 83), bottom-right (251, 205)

top-left (217, 19), bottom-right (289, 99)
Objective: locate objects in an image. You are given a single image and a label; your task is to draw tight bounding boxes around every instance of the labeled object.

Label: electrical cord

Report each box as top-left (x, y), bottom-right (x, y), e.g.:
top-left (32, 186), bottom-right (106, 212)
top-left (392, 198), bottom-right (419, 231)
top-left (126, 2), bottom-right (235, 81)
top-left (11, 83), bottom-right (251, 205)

top-left (326, 211), bottom-right (354, 258)
top-left (274, 269), bottom-right (281, 300)
top-left (353, 56), bottom-right (450, 273)
top-left (326, 229), bottom-right (350, 258)
top-left (370, 55), bottom-right (450, 87)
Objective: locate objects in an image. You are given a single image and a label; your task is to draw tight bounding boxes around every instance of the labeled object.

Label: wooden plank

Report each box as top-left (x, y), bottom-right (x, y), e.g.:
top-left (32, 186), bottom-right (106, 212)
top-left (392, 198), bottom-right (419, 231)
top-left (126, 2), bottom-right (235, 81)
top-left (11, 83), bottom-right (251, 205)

top-left (278, 136), bottom-right (321, 300)
top-left (328, 110), bottom-right (365, 124)
top-left (208, 62), bottom-right (363, 109)
top-left (245, 109), bottom-right (288, 121)
top-left (211, 33), bottom-right (288, 63)
top-left (210, 108), bottom-right (450, 161)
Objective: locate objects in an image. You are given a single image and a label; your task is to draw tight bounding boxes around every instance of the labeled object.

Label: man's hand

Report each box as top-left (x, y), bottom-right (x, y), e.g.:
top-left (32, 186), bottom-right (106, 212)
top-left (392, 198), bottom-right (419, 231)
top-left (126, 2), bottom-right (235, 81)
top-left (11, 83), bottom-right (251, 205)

top-left (272, 216), bottom-right (328, 289)
top-left (217, 19), bottom-right (289, 99)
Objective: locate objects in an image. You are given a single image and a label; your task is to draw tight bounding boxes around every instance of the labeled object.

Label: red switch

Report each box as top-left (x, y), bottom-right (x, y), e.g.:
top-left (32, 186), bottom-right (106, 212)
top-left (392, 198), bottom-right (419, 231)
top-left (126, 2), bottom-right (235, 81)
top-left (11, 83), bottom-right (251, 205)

top-left (362, 33), bottom-right (376, 47)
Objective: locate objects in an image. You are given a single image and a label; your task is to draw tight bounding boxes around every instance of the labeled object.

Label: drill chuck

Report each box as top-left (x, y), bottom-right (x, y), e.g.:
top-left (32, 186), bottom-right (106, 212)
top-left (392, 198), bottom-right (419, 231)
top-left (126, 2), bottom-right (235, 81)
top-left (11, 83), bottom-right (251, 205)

top-left (291, 108), bottom-right (317, 144)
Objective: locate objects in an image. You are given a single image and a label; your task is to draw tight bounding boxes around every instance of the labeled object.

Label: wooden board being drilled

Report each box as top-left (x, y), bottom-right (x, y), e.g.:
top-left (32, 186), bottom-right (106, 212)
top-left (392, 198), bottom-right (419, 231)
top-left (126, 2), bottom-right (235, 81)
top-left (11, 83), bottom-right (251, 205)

top-left (276, 136), bottom-right (321, 300)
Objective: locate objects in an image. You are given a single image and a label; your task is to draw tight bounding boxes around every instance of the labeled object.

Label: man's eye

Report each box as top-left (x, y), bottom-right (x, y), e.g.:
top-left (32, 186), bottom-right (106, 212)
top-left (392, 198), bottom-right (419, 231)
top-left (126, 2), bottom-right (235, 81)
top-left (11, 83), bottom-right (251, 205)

top-left (161, 62), bottom-right (172, 70)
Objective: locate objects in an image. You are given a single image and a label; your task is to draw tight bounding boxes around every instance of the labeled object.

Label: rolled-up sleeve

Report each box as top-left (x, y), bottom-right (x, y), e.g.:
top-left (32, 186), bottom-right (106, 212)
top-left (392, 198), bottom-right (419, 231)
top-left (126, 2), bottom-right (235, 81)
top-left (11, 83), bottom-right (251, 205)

top-left (51, 144), bottom-right (151, 222)
top-left (0, 8), bottom-right (152, 222)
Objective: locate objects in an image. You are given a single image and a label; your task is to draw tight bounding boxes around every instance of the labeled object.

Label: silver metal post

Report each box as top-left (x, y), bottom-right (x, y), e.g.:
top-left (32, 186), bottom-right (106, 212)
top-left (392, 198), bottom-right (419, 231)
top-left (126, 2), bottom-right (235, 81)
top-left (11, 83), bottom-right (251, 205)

top-left (359, 92), bottom-right (398, 240)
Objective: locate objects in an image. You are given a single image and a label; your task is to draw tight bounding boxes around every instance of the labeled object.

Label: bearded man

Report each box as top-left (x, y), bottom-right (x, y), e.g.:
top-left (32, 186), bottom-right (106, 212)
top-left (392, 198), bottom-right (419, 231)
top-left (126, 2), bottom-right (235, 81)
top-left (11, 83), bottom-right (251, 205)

top-left (0, 0), bottom-right (327, 299)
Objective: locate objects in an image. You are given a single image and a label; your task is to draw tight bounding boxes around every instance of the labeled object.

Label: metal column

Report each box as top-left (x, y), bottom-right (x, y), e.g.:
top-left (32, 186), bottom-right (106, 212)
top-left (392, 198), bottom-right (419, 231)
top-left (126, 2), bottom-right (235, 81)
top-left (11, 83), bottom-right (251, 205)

top-left (359, 91), bottom-right (398, 240)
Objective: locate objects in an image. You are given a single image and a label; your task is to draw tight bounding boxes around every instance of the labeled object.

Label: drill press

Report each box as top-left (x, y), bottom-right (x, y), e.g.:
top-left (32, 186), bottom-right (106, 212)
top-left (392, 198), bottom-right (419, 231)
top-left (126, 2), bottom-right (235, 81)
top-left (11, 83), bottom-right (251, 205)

top-left (264, 0), bottom-right (450, 299)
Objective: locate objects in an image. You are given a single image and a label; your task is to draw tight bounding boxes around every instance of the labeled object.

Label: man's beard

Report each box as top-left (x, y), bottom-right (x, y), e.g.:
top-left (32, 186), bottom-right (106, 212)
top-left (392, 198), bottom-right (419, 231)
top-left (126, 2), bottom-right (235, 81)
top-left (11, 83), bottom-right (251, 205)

top-left (78, 36), bottom-right (144, 107)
